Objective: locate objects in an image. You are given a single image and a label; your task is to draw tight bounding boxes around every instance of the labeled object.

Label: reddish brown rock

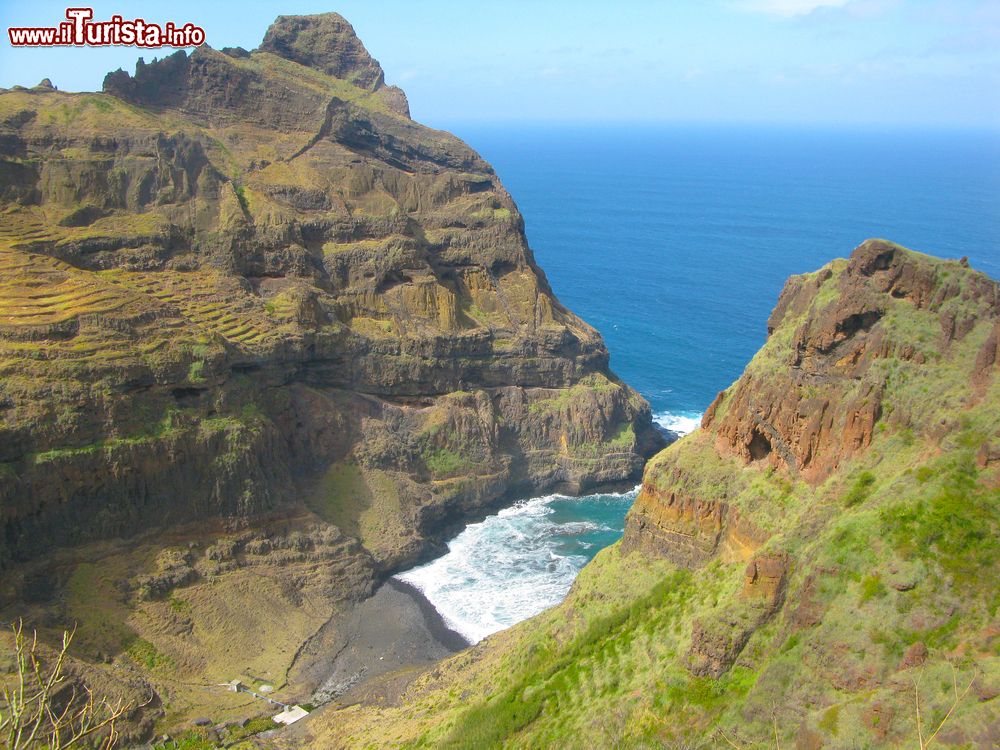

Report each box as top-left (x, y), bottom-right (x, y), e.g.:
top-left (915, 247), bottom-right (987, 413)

top-left (742, 553), bottom-right (788, 605)
top-left (709, 240), bottom-right (999, 481)
top-left (621, 485), bottom-right (726, 565)
top-left (622, 462), bottom-right (769, 566)
top-left (978, 443), bottom-right (992, 469)
top-left (861, 700), bottom-right (896, 741)
top-left (795, 724), bottom-right (826, 750)
top-left (974, 320), bottom-right (1000, 388)
top-left (791, 569), bottom-right (832, 628)
top-left (685, 615), bottom-right (757, 679)
top-left (684, 552), bottom-right (790, 678)
top-left (633, 239), bottom-right (1000, 546)
top-left (898, 641), bottom-right (928, 670)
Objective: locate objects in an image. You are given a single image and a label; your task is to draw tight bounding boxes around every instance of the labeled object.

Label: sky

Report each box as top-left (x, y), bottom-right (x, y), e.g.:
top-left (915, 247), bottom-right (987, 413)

top-left (0, 0), bottom-right (997, 129)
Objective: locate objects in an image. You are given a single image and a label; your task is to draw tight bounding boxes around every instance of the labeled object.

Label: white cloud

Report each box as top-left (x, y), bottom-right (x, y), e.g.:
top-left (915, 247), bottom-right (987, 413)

top-left (734, 0), bottom-right (900, 18)
top-left (734, 0), bottom-right (851, 16)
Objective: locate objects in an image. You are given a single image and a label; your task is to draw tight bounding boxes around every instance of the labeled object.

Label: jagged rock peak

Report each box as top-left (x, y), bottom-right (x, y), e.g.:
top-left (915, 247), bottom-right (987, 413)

top-left (260, 13), bottom-right (386, 90)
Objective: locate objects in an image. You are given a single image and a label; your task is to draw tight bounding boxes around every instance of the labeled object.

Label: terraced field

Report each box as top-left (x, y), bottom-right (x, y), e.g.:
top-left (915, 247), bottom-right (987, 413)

top-left (0, 236), bottom-right (296, 359)
top-left (111, 270), bottom-right (282, 349)
top-left (0, 247), bottom-right (140, 328)
top-left (0, 211), bottom-right (52, 247)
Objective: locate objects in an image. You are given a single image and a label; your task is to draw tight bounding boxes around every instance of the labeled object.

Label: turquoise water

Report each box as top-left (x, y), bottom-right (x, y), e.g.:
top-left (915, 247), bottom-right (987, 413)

top-left (397, 487), bottom-right (640, 643)
top-left (398, 125), bottom-right (1000, 642)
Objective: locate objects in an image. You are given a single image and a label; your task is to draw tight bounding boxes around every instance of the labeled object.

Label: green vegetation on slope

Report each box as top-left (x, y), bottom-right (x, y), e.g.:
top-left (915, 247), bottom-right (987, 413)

top-left (313, 245), bottom-right (1000, 749)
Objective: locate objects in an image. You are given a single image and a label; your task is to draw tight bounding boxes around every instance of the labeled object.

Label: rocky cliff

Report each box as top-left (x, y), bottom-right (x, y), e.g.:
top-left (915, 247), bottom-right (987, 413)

top-left (308, 241), bottom-right (999, 748)
top-left (0, 13), bottom-right (660, 736)
top-left (0, 13), bottom-right (660, 570)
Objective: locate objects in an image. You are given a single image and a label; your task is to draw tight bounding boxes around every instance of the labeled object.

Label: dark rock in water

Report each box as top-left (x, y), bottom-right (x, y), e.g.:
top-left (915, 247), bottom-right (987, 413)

top-left (651, 422), bottom-right (681, 445)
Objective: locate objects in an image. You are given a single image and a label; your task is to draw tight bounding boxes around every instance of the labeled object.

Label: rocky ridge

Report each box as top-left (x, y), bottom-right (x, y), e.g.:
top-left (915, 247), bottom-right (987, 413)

top-left (303, 240), bottom-right (999, 748)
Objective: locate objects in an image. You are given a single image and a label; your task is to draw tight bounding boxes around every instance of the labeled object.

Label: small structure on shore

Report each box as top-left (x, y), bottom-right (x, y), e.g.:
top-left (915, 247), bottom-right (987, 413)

top-left (273, 706), bottom-right (309, 726)
top-left (220, 677), bottom-right (310, 725)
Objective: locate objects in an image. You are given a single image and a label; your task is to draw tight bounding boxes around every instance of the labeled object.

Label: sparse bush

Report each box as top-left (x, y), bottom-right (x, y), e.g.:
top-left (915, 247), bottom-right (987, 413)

top-left (225, 716), bottom-right (278, 741)
top-left (424, 447), bottom-right (467, 476)
top-left (1, 621), bottom-right (134, 749)
top-left (880, 455), bottom-right (995, 590)
top-left (153, 730), bottom-right (216, 750)
top-left (125, 638), bottom-right (173, 670)
top-left (859, 574), bottom-right (888, 603)
top-left (843, 471), bottom-right (876, 507)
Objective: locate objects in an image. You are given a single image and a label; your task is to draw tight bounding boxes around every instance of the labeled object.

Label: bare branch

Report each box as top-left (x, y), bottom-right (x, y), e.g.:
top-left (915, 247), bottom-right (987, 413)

top-left (0, 620), bottom-right (135, 750)
top-left (913, 672), bottom-right (925, 750)
top-left (924, 669), bottom-right (977, 748)
top-left (716, 727), bottom-right (746, 750)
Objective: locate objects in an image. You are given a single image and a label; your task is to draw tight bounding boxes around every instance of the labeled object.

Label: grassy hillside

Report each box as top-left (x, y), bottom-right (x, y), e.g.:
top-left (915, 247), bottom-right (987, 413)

top-left (295, 241), bottom-right (1000, 748)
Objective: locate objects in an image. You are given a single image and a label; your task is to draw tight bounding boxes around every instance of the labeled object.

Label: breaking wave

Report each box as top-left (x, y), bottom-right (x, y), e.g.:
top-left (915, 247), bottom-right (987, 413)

top-left (395, 486), bottom-right (639, 644)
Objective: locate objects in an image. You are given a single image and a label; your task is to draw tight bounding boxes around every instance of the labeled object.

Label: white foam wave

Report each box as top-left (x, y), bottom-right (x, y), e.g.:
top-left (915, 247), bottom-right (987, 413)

top-left (653, 410), bottom-right (703, 436)
top-left (396, 486), bottom-right (639, 644)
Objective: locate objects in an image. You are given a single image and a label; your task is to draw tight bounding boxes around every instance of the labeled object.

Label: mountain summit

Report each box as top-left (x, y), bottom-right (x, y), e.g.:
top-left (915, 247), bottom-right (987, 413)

top-left (260, 13), bottom-right (389, 92)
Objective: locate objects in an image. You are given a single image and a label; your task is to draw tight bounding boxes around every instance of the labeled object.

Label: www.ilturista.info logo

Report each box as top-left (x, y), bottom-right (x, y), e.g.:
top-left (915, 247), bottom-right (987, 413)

top-left (8, 7), bottom-right (205, 48)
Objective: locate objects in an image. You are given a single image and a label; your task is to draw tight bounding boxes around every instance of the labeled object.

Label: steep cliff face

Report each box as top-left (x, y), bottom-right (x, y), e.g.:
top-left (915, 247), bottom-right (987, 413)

top-left (0, 15), bottom-right (662, 736)
top-left (625, 240), bottom-right (998, 564)
top-left (312, 241), bottom-right (999, 749)
top-left (0, 13), bottom-right (660, 572)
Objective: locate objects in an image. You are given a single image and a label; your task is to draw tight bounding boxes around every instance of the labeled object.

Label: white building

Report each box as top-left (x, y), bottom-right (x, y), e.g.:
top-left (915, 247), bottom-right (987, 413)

top-left (273, 705), bottom-right (309, 726)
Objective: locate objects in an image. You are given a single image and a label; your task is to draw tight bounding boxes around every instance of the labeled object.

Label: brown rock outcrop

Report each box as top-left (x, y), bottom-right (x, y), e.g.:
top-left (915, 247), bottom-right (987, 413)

top-left (261, 14), bottom-right (391, 93)
top-left (685, 553), bottom-right (788, 678)
top-left (742, 552), bottom-right (788, 603)
top-left (898, 641), bottom-right (928, 670)
top-left (974, 320), bottom-right (1000, 388)
top-left (625, 238), bottom-right (1000, 700)
top-left (621, 476), bottom-right (768, 566)
top-left (702, 239), bottom-right (998, 481)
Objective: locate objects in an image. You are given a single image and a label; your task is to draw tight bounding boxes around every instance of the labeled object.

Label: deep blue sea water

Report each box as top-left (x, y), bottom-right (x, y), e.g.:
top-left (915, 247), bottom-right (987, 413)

top-left (464, 125), bottom-right (1000, 419)
top-left (398, 126), bottom-right (1000, 642)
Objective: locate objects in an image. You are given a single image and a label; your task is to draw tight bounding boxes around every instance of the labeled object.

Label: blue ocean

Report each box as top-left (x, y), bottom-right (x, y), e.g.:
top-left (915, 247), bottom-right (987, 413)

top-left (398, 125), bottom-right (1000, 642)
